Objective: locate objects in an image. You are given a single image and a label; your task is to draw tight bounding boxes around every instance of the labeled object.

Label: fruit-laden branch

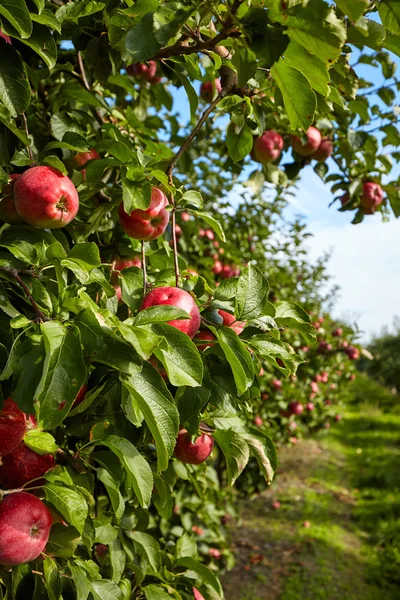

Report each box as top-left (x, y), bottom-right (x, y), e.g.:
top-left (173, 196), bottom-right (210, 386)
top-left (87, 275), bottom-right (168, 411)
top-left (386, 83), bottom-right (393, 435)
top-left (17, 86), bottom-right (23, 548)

top-left (0, 266), bottom-right (50, 323)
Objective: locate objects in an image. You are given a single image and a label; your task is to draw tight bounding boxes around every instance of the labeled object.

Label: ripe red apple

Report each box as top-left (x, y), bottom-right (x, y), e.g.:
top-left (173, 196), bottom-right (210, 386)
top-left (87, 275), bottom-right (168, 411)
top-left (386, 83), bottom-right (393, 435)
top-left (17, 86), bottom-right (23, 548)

top-left (174, 429), bottom-right (214, 464)
top-left (272, 379), bottom-right (282, 391)
top-left (71, 148), bottom-right (100, 180)
top-left (200, 79), bottom-right (222, 102)
top-left (193, 587), bottom-right (206, 600)
top-left (212, 260), bottom-right (223, 275)
top-left (306, 402), bottom-right (314, 412)
top-left (118, 187), bottom-right (169, 241)
top-left (311, 138), bottom-right (333, 162)
top-left (0, 174), bottom-right (23, 224)
top-left (111, 255), bottom-right (142, 284)
top-left (289, 402), bottom-right (304, 415)
top-left (318, 341), bottom-right (332, 354)
top-left (272, 500), bottom-right (281, 509)
top-left (324, 422), bottom-right (331, 429)
top-left (191, 525), bottom-right (204, 535)
top-left (252, 130), bottom-right (284, 163)
top-left (332, 327), bottom-right (343, 337)
top-left (14, 166), bottom-right (79, 229)
top-left (0, 443), bottom-right (54, 489)
top-left (310, 381), bottom-right (319, 394)
top-left (221, 264), bottom-right (234, 279)
top-left (114, 285), bottom-right (122, 303)
top-left (349, 373), bottom-right (356, 381)
top-left (195, 330), bottom-right (215, 350)
top-left (208, 547), bottom-right (222, 559)
top-left (324, 399), bottom-right (332, 406)
top-left (218, 309), bottom-right (245, 335)
top-left (303, 520), bottom-right (311, 528)
top-left (289, 436), bottom-right (298, 444)
top-left (127, 61), bottom-right (159, 82)
top-left (72, 384), bottom-right (88, 409)
top-left (0, 492), bottom-right (52, 566)
top-left (261, 392), bottom-right (269, 401)
top-left (141, 286), bottom-right (200, 338)
top-left (181, 211), bottom-right (190, 222)
top-left (334, 414), bottom-right (342, 422)
top-left (0, 399), bottom-right (26, 457)
top-left (288, 421), bottom-right (297, 431)
top-left (254, 415), bottom-right (263, 427)
top-left (346, 346), bottom-right (360, 360)
top-left (292, 126), bottom-right (322, 156)
top-left (360, 182), bottom-right (383, 211)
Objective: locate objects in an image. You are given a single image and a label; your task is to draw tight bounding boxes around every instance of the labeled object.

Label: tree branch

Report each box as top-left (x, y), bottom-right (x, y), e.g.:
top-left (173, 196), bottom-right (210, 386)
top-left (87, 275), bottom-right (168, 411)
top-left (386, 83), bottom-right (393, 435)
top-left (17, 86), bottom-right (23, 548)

top-left (78, 51), bottom-right (91, 91)
top-left (0, 266), bottom-right (50, 323)
top-left (171, 205), bottom-right (180, 287)
top-left (153, 27), bottom-right (240, 60)
top-left (21, 113), bottom-right (33, 161)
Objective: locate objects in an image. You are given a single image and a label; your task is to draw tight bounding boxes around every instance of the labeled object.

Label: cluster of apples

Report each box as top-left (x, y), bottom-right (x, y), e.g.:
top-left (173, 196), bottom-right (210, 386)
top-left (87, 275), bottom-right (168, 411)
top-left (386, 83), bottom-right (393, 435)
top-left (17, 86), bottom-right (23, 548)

top-left (340, 181), bottom-right (383, 215)
top-left (0, 399), bottom-right (54, 566)
top-left (251, 126), bottom-right (333, 165)
top-left (127, 61), bottom-right (162, 84)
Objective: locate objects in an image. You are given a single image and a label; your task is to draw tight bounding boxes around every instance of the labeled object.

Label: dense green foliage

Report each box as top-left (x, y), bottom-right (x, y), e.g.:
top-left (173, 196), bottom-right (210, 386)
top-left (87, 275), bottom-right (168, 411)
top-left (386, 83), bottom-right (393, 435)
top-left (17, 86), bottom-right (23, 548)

top-left (359, 320), bottom-right (400, 392)
top-left (0, 0), bottom-right (398, 598)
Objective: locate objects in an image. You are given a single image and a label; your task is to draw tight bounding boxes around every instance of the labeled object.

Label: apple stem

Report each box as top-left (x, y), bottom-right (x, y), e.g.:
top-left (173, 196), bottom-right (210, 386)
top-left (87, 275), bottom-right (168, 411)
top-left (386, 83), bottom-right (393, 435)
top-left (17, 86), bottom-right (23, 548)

top-left (141, 240), bottom-right (148, 295)
top-left (21, 113), bottom-right (33, 161)
top-left (171, 207), bottom-right (180, 288)
top-left (0, 266), bottom-right (50, 323)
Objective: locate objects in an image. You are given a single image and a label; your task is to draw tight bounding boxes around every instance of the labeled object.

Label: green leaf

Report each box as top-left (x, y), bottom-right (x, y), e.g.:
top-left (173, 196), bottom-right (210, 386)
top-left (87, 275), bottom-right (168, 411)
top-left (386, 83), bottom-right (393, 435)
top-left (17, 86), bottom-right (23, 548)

top-left (91, 580), bottom-right (124, 600)
top-left (0, 43), bottom-right (30, 117)
top-left (133, 305), bottom-right (191, 326)
top-left (110, 538), bottom-right (126, 584)
top-left (96, 468), bottom-right (125, 520)
top-left (191, 211), bottom-right (226, 242)
top-left (119, 267), bottom-right (143, 313)
top-left (144, 585), bottom-right (173, 600)
top-left (0, 280), bottom-right (19, 318)
top-left (31, 9), bottom-right (61, 33)
top-left (210, 326), bottom-right (254, 396)
top-left (60, 82), bottom-right (108, 110)
top-left (122, 178), bottom-right (151, 213)
top-left (56, 0), bottom-right (105, 23)
top-left (176, 384), bottom-right (211, 429)
top-left (213, 429), bottom-right (250, 485)
top-left (174, 557), bottom-right (223, 598)
top-left (231, 44), bottom-right (257, 87)
top-left (75, 308), bottom-right (142, 375)
top-left (121, 362), bottom-right (180, 472)
top-left (101, 435), bottom-right (153, 508)
top-left (274, 301), bottom-right (316, 343)
top-left (226, 123), bottom-right (253, 163)
top-left (335, 0), bottom-right (369, 21)
top-left (244, 428), bottom-right (278, 485)
top-left (125, 12), bottom-right (160, 61)
top-left (235, 264), bottom-right (272, 321)
top-left (285, 41), bottom-right (330, 97)
top-left (24, 430), bottom-right (58, 455)
top-left (43, 155), bottom-right (67, 175)
top-left (247, 335), bottom-right (304, 376)
top-left (385, 32), bottom-right (400, 56)
top-left (271, 60), bottom-right (316, 131)
top-left (128, 531), bottom-right (161, 575)
top-left (35, 322), bottom-right (87, 429)
top-left (379, 0), bottom-right (400, 34)
top-left (44, 483), bottom-right (88, 534)
top-left (17, 23), bottom-right (57, 69)
top-left (149, 322), bottom-right (203, 387)
top-left (0, 105), bottom-right (29, 145)
top-left (43, 557), bottom-right (61, 600)
top-left (0, 0), bottom-right (32, 38)
top-left (167, 64), bottom-right (198, 123)
top-left (47, 524), bottom-right (80, 558)
top-left (61, 242), bottom-right (101, 283)
top-left (347, 19), bottom-right (386, 51)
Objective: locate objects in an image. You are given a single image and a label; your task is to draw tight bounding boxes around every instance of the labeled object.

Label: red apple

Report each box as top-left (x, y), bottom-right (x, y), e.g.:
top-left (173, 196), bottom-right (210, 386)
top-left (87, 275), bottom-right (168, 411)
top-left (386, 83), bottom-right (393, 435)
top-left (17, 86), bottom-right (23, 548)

top-left (324, 399), bottom-right (332, 406)
top-left (288, 421), bottom-right (297, 431)
top-left (195, 331), bottom-right (215, 351)
top-left (112, 255), bottom-right (142, 282)
top-left (0, 399), bottom-right (26, 457)
top-left (324, 422), bottom-right (331, 429)
top-left (212, 260), bottom-right (223, 275)
top-left (0, 492), bottom-right (52, 566)
top-left (261, 392), bottom-right (269, 401)
top-left (254, 415), bottom-right (263, 427)
top-left (141, 286), bottom-right (201, 338)
top-left (14, 166), bottom-right (79, 229)
top-left (292, 126), bottom-right (322, 156)
top-left (306, 402), bottom-right (314, 412)
top-left (360, 182), bottom-right (383, 211)
top-left (174, 429), bottom-right (214, 464)
top-left (208, 547), bottom-right (222, 559)
top-left (340, 192), bottom-right (350, 206)
top-left (289, 402), bottom-right (304, 415)
top-left (118, 187), bottom-right (169, 241)
top-left (72, 384), bottom-right (88, 409)
top-left (200, 79), bottom-right (222, 102)
top-left (191, 525), bottom-right (204, 536)
top-left (221, 264), bottom-right (234, 279)
top-left (332, 328), bottom-right (343, 337)
top-left (218, 309), bottom-right (245, 335)
top-left (272, 379), bottom-right (282, 391)
top-left (0, 443), bottom-right (54, 489)
top-left (71, 149), bottom-right (100, 180)
top-left (252, 130), bottom-right (284, 163)
top-left (181, 211), bottom-right (190, 222)
top-left (127, 61), bottom-right (158, 82)
top-left (318, 341), bottom-right (332, 354)
top-left (311, 138), bottom-right (333, 162)
top-left (346, 346), bottom-right (360, 360)
top-left (303, 520), bottom-right (311, 528)
top-left (310, 381), bottom-right (319, 394)
top-left (193, 587), bottom-right (206, 600)
top-left (334, 414), bottom-right (342, 422)
top-left (114, 285), bottom-right (122, 303)
top-left (272, 500), bottom-right (281, 509)
top-left (0, 175), bottom-right (23, 224)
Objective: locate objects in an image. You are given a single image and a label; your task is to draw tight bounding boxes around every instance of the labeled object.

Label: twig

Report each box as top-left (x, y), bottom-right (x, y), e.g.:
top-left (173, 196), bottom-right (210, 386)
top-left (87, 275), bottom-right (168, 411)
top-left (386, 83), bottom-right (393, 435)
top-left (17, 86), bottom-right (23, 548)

top-left (21, 113), bottom-right (33, 161)
top-left (141, 240), bottom-right (148, 296)
top-left (153, 27), bottom-right (240, 60)
top-left (166, 94), bottom-right (223, 185)
top-left (56, 448), bottom-right (87, 474)
top-left (77, 51), bottom-right (91, 91)
top-left (171, 206), bottom-right (180, 287)
top-left (0, 266), bottom-right (50, 323)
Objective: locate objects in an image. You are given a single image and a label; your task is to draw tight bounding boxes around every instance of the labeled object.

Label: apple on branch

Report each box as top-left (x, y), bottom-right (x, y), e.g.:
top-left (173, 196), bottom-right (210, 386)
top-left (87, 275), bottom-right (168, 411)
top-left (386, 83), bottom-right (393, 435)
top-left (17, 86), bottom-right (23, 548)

top-left (174, 429), bottom-right (214, 464)
top-left (292, 126), bottom-right (322, 156)
top-left (0, 399), bottom-right (27, 457)
top-left (140, 286), bottom-right (201, 338)
top-left (118, 187), bottom-right (170, 241)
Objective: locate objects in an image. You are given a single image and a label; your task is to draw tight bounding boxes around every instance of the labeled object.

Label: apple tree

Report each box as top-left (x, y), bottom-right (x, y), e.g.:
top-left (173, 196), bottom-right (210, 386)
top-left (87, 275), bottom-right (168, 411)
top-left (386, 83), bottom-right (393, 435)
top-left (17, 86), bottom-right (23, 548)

top-left (0, 0), bottom-right (398, 598)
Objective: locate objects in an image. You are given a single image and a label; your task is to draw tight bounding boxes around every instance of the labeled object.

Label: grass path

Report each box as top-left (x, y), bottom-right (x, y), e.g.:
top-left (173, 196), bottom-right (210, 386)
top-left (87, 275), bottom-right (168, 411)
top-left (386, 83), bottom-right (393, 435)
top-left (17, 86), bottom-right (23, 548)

top-left (221, 396), bottom-right (400, 600)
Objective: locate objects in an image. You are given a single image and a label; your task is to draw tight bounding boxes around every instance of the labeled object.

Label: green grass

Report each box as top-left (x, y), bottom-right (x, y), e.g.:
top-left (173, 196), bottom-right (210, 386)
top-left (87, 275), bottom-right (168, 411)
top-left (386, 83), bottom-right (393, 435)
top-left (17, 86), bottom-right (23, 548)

top-left (222, 378), bottom-right (400, 600)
